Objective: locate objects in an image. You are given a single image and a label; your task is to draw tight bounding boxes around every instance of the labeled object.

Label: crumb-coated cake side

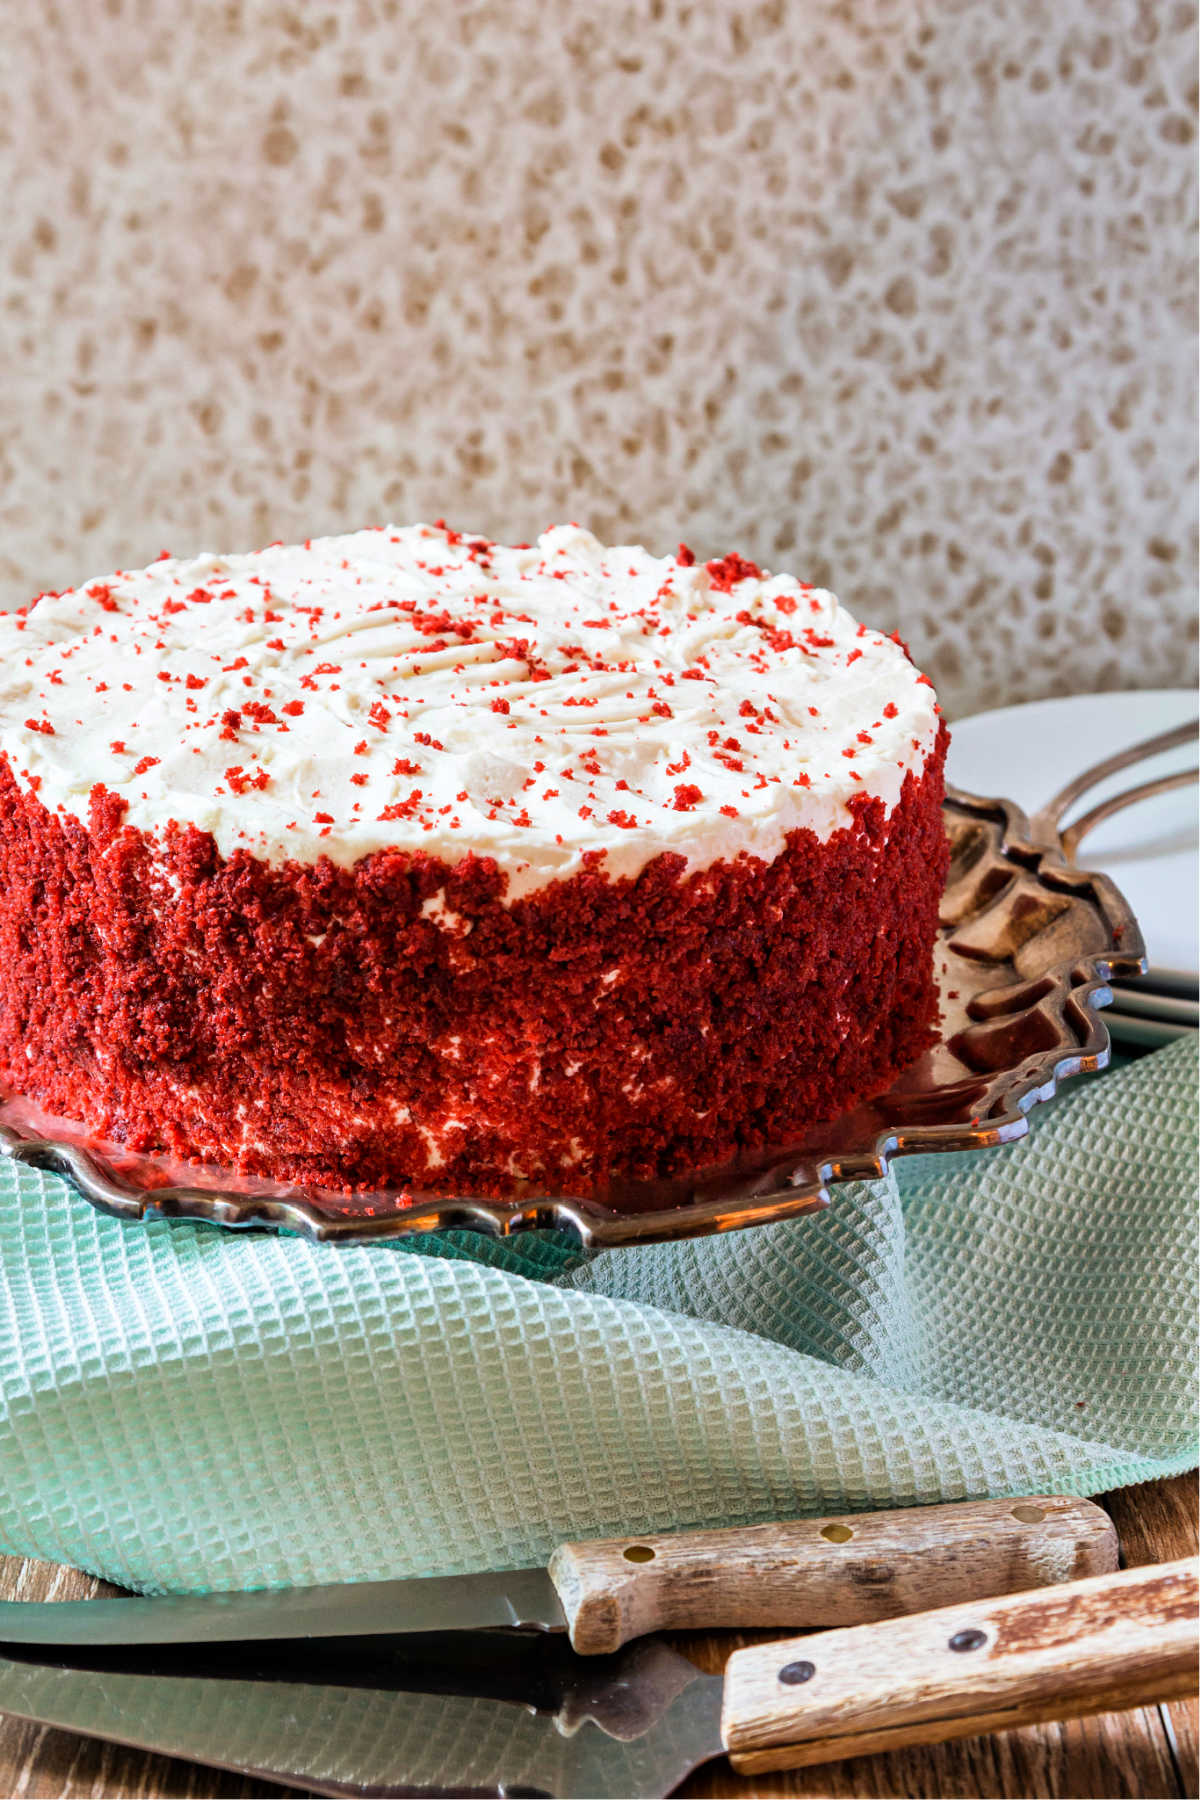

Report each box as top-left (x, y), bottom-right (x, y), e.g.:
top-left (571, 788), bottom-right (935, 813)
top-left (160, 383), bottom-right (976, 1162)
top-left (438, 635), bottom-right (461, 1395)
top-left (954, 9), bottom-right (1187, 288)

top-left (0, 524), bottom-right (948, 1196)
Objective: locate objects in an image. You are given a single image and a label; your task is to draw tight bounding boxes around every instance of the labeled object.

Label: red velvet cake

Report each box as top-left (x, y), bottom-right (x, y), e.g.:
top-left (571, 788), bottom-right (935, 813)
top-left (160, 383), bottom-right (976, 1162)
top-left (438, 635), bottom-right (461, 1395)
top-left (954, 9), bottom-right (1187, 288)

top-left (0, 524), bottom-right (948, 1197)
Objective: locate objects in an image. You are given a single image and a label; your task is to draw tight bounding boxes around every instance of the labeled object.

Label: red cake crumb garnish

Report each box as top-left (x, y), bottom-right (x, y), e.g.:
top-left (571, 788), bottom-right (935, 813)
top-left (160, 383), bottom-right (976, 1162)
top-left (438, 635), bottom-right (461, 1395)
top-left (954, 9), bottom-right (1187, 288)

top-left (224, 765), bottom-right (270, 795)
top-left (672, 783), bottom-right (703, 810)
top-left (705, 553), bottom-right (763, 592)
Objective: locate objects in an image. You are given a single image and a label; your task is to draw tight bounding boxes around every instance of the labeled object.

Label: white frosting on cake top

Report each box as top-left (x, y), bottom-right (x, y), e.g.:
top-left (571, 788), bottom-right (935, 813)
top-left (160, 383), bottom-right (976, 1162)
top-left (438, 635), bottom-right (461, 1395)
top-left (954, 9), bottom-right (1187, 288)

top-left (0, 523), bottom-right (941, 895)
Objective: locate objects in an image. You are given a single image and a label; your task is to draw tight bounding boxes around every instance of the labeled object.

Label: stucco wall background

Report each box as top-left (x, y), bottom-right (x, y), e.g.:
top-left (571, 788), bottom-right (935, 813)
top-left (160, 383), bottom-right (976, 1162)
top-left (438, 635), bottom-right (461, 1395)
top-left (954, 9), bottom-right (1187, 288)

top-left (1, 0), bottom-right (1195, 717)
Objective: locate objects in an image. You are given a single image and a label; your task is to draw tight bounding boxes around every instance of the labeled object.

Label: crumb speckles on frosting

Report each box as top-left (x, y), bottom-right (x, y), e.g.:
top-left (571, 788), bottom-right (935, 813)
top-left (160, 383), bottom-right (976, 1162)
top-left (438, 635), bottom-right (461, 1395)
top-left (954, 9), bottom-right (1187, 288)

top-left (0, 523), bottom-right (941, 893)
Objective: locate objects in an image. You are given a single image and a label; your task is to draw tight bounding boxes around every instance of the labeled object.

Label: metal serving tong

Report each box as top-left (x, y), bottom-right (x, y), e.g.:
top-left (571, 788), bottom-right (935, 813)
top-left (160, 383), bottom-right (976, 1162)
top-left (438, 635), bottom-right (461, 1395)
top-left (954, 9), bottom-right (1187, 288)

top-left (1029, 717), bottom-right (1198, 1046)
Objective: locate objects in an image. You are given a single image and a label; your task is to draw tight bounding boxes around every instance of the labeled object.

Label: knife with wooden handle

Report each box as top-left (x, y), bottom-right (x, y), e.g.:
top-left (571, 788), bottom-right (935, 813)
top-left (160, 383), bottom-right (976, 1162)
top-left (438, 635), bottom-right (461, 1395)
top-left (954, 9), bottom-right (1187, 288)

top-left (721, 1554), bottom-right (1198, 1774)
top-left (0, 1494), bottom-right (1116, 1653)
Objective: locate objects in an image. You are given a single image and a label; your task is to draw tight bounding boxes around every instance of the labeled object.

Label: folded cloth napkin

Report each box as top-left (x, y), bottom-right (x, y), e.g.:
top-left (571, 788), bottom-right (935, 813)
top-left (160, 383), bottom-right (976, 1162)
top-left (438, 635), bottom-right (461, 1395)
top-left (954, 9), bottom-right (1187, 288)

top-left (0, 1039), bottom-right (1195, 1595)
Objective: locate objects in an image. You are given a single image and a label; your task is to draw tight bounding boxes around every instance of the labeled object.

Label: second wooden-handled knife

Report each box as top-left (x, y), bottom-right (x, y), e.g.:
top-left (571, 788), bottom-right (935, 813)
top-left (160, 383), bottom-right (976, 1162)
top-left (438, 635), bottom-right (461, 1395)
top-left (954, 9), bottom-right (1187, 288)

top-left (0, 1494), bottom-right (1115, 1654)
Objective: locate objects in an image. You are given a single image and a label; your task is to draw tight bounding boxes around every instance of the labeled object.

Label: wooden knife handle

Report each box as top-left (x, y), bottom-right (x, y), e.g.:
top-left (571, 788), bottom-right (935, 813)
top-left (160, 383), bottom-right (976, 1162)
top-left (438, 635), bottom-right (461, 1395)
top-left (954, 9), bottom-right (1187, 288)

top-left (720, 1555), bottom-right (1199, 1775)
top-left (547, 1494), bottom-right (1117, 1653)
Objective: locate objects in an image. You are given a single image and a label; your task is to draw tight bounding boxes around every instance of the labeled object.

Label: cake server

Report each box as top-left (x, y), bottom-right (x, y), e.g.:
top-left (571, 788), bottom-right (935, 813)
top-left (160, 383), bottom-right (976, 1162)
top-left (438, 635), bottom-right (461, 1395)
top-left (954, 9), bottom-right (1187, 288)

top-left (0, 1559), bottom-right (1193, 1796)
top-left (0, 1495), bottom-right (1115, 1654)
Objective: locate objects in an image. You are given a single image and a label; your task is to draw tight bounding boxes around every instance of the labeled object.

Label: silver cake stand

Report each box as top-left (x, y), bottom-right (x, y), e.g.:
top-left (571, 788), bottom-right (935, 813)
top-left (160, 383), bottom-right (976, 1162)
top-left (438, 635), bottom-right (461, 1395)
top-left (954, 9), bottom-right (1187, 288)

top-left (1, 746), bottom-right (1166, 1249)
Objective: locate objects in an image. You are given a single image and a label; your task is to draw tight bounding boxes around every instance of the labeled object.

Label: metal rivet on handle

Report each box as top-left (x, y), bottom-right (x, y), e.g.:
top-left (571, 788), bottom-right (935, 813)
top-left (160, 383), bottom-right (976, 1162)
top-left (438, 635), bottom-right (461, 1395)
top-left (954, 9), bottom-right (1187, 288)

top-left (949, 1628), bottom-right (988, 1652)
top-left (1011, 1504), bottom-right (1045, 1524)
top-left (820, 1523), bottom-right (854, 1543)
top-left (623, 1545), bottom-right (655, 1563)
top-left (778, 1659), bottom-right (817, 1685)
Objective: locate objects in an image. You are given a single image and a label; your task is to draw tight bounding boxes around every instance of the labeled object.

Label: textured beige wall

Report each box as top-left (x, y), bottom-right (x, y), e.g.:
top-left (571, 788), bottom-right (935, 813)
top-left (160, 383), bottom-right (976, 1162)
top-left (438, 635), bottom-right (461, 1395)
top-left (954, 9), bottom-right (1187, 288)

top-left (2, 0), bottom-right (1195, 716)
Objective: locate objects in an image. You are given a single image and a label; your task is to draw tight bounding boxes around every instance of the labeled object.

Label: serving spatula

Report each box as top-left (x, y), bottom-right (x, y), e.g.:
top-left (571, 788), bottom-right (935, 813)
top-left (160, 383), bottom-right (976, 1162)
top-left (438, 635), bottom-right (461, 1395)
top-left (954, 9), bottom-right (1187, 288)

top-left (0, 1558), bottom-right (1194, 1796)
top-left (0, 1495), bottom-right (1115, 1654)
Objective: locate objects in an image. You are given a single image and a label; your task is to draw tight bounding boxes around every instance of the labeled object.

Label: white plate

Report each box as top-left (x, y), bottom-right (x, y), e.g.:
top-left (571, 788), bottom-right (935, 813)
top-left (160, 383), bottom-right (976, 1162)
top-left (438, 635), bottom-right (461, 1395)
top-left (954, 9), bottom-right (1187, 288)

top-left (947, 690), bottom-right (1198, 980)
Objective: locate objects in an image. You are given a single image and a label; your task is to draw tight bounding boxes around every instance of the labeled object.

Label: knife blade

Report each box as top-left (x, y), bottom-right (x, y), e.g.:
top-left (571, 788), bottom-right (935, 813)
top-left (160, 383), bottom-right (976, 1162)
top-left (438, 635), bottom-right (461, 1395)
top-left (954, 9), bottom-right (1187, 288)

top-left (0, 1558), bottom-right (1194, 1797)
top-left (0, 1630), bottom-right (726, 1799)
top-left (0, 1493), bottom-right (1116, 1655)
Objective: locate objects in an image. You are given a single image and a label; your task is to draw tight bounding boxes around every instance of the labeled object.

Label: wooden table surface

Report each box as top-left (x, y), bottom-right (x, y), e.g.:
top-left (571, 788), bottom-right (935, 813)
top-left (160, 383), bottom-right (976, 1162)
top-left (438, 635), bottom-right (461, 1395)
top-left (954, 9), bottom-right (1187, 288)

top-left (0, 1474), bottom-right (1194, 1799)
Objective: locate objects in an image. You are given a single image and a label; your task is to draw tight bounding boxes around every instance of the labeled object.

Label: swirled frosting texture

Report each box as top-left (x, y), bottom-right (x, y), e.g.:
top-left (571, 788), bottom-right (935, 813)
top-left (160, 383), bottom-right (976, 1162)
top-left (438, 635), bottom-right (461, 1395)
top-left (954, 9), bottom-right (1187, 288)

top-left (0, 525), bottom-right (940, 893)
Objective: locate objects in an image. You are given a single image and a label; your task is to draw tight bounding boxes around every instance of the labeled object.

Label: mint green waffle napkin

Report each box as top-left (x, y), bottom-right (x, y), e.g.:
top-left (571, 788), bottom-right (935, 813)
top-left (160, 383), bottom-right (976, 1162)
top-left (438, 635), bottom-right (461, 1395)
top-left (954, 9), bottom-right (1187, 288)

top-left (0, 1040), bottom-right (1195, 1594)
